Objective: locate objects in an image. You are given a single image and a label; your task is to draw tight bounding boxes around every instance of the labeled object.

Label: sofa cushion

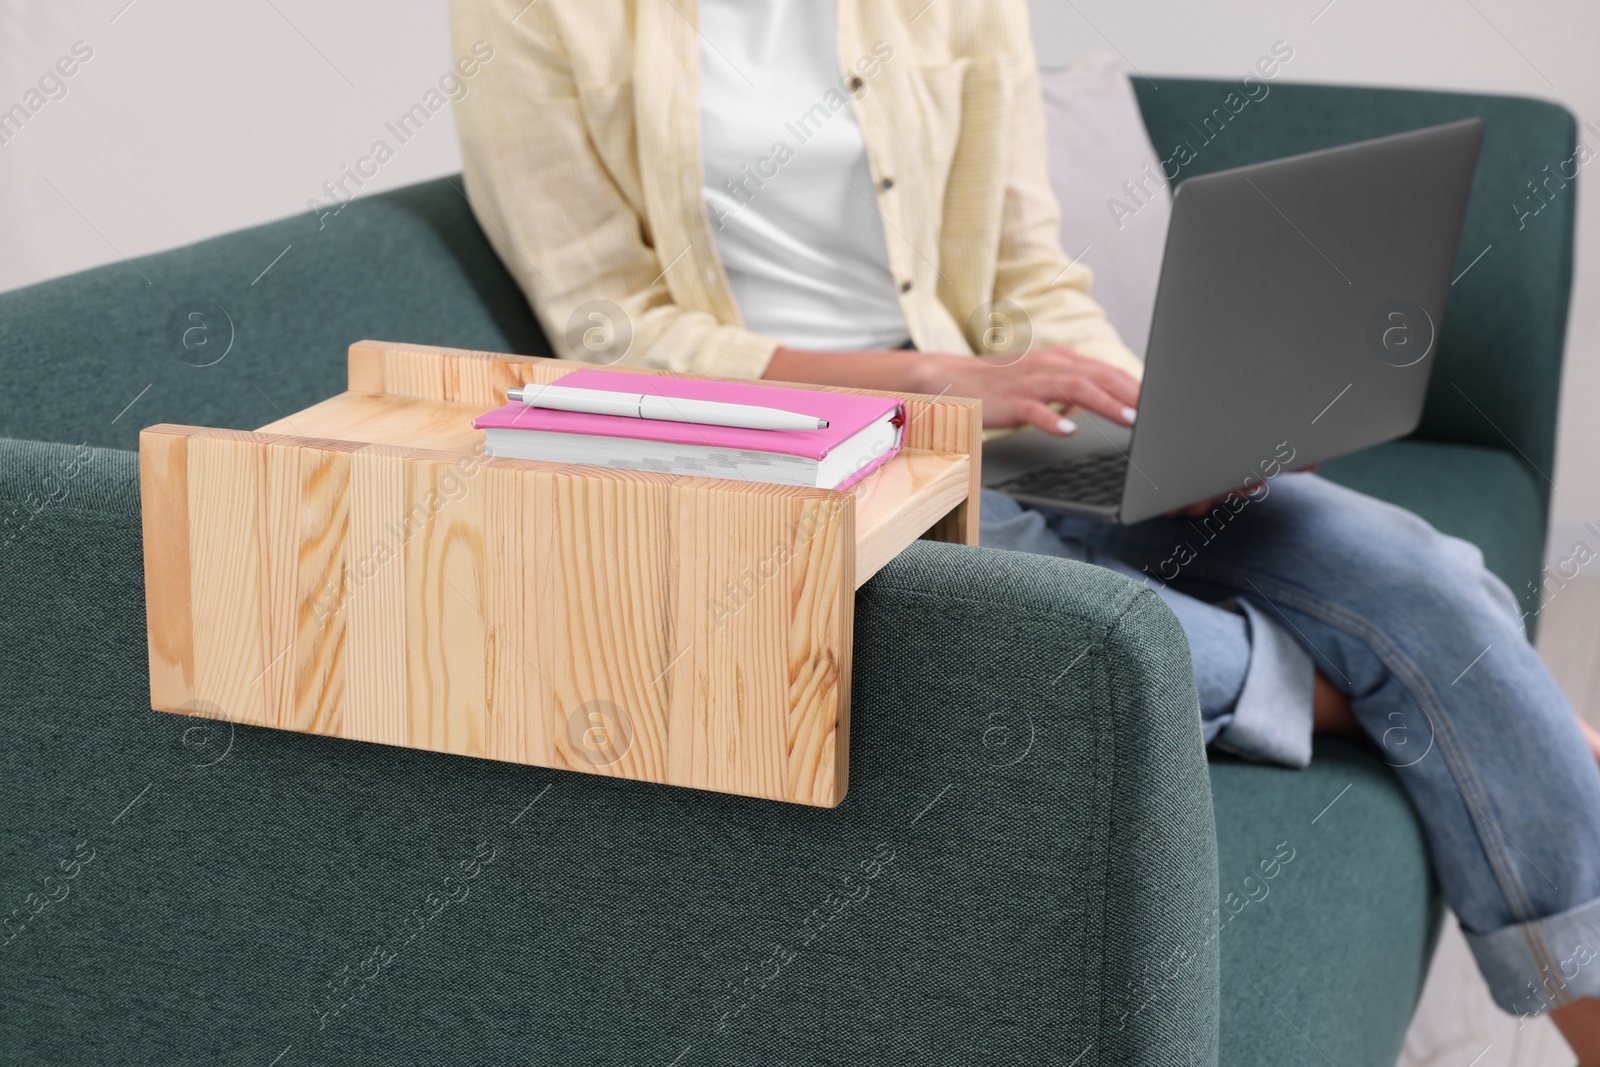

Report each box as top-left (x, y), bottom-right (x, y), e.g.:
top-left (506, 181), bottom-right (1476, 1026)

top-left (1210, 739), bottom-right (1438, 1067)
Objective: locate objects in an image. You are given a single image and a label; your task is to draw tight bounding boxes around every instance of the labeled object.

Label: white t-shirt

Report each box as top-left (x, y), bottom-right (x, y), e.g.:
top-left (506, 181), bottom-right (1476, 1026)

top-left (698, 0), bottom-right (910, 352)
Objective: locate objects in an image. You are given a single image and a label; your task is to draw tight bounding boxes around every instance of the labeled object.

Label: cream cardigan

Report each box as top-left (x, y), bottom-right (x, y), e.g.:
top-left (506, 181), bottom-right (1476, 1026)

top-left (449, 0), bottom-right (1143, 381)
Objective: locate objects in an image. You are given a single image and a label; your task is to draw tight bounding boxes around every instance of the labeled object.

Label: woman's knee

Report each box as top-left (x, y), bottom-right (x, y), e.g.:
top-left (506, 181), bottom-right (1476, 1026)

top-left (1272, 476), bottom-right (1517, 630)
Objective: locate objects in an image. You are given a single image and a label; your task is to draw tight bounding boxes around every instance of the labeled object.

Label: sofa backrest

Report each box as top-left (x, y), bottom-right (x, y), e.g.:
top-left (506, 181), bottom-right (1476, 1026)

top-left (0, 178), bottom-right (552, 454)
top-left (0, 81), bottom-right (1574, 509)
top-left (1136, 78), bottom-right (1577, 506)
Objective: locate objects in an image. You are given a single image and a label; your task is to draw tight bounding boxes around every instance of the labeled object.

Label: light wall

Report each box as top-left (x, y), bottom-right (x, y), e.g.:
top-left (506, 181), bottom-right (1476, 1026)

top-left (1, 0), bottom-right (1594, 557)
top-left (0, 0), bottom-right (463, 292)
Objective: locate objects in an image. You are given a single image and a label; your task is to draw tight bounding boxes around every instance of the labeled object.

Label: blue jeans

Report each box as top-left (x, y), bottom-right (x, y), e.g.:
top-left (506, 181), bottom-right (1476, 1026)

top-left (978, 476), bottom-right (1600, 1016)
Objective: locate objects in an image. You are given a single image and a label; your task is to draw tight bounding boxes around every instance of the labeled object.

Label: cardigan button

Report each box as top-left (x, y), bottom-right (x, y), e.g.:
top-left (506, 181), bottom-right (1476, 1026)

top-left (879, 176), bottom-right (895, 191)
top-left (899, 280), bottom-right (913, 293)
top-left (847, 75), bottom-right (865, 92)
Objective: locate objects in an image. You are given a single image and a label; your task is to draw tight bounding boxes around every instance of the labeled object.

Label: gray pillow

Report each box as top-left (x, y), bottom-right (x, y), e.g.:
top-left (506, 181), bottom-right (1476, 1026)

top-left (1041, 49), bottom-right (1171, 360)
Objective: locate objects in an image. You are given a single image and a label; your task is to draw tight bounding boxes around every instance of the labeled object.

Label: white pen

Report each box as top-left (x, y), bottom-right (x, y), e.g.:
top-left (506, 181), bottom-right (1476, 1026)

top-left (506, 383), bottom-right (828, 432)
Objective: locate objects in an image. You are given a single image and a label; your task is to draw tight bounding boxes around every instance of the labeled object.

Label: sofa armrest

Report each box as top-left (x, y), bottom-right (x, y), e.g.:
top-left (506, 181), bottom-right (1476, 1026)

top-left (857, 540), bottom-right (1221, 1064)
top-left (0, 437), bottom-right (1219, 1066)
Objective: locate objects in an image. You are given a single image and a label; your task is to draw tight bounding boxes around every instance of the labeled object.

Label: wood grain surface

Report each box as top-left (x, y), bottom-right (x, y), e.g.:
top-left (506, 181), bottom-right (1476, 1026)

top-left (342, 338), bottom-right (984, 545)
top-left (141, 340), bottom-right (982, 806)
top-left (258, 391), bottom-right (970, 589)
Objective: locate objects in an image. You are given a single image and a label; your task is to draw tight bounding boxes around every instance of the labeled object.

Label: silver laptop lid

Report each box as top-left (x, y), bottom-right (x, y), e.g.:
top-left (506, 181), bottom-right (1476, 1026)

top-left (1118, 118), bottom-right (1484, 523)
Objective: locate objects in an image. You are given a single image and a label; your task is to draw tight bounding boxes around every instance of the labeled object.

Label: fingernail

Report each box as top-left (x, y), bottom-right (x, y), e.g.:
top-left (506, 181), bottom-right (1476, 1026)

top-left (1121, 406), bottom-right (1138, 424)
top-left (1056, 417), bottom-right (1078, 435)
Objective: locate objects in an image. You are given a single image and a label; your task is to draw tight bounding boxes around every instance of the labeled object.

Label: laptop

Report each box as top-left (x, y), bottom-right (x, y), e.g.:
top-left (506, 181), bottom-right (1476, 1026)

top-left (982, 117), bottom-right (1484, 524)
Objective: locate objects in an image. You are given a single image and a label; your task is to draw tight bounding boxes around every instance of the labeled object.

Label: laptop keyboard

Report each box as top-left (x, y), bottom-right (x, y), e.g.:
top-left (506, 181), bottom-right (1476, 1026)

top-left (989, 451), bottom-right (1130, 508)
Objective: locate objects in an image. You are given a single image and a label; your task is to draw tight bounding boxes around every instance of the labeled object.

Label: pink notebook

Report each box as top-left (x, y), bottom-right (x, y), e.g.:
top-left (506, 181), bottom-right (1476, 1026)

top-left (472, 369), bottom-right (905, 490)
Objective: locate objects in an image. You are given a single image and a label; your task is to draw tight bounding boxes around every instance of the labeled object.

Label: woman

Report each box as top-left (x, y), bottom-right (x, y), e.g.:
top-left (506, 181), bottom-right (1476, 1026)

top-left (451, 0), bottom-right (1600, 1055)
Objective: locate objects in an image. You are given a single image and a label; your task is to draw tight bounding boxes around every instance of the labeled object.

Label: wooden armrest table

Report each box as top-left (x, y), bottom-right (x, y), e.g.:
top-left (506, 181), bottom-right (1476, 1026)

top-left (140, 341), bottom-right (980, 807)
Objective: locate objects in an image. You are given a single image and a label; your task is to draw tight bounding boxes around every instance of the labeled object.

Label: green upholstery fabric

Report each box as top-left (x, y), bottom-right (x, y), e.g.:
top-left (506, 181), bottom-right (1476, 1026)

top-left (0, 439), bottom-right (1218, 1066)
top-left (0, 178), bottom-right (551, 453)
top-left (1135, 79), bottom-right (1576, 513)
top-left (1211, 740), bottom-right (1438, 1067)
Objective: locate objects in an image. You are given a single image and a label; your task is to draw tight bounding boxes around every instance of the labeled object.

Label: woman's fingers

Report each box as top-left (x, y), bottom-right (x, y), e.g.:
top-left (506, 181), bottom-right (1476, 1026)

top-left (1029, 348), bottom-right (1143, 410)
top-left (1048, 377), bottom-right (1136, 427)
top-left (960, 350), bottom-right (1144, 433)
top-left (1016, 401), bottom-right (1080, 437)
top-left (1072, 360), bottom-right (1143, 411)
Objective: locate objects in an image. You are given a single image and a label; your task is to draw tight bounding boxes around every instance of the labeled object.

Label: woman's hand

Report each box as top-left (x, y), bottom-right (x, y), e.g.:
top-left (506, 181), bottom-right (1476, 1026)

top-left (1165, 465), bottom-right (1321, 518)
top-left (912, 348), bottom-right (1140, 434)
top-left (762, 344), bottom-right (1140, 434)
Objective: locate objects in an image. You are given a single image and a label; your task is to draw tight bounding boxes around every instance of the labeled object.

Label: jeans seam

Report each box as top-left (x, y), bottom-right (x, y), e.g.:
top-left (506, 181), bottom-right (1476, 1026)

top-left (1521, 926), bottom-right (1562, 1006)
top-left (1184, 560), bottom-right (1545, 935)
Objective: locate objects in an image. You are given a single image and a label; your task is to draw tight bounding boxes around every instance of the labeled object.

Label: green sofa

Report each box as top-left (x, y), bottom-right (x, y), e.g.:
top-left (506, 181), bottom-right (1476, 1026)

top-left (0, 78), bottom-right (1573, 1065)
